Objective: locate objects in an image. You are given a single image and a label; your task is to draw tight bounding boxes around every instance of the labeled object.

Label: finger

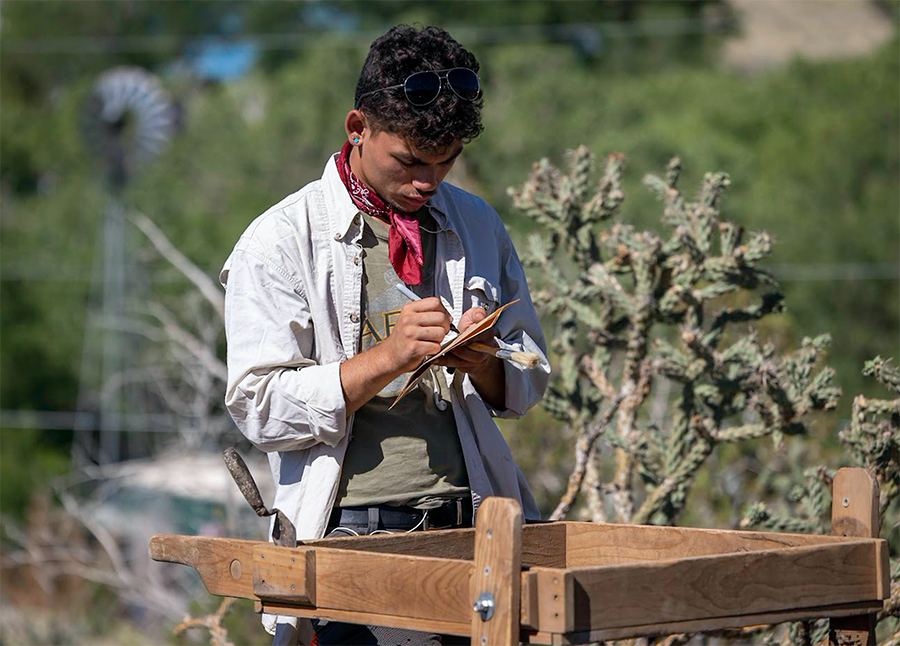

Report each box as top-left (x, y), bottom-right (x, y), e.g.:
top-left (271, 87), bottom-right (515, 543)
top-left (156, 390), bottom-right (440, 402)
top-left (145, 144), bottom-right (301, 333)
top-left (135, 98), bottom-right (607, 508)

top-left (407, 310), bottom-right (452, 329)
top-left (407, 296), bottom-right (449, 316)
top-left (447, 345), bottom-right (492, 364)
top-left (412, 325), bottom-right (452, 343)
top-left (436, 354), bottom-right (474, 369)
top-left (458, 306), bottom-right (488, 331)
top-left (415, 341), bottom-right (444, 356)
top-left (438, 354), bottom-right (488, 372)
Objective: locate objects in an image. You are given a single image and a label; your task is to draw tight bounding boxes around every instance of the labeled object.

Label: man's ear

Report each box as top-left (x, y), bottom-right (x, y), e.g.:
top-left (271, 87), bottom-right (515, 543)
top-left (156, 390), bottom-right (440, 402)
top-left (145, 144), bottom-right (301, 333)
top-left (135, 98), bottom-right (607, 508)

top-left (344, 109), bottom-right (368, 145)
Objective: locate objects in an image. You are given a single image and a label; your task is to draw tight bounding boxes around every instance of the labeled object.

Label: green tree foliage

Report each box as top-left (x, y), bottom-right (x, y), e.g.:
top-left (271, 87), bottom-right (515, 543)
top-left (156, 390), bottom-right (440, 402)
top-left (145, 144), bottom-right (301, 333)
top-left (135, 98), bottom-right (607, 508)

top-left (0, 429), bottom-right (70, 520)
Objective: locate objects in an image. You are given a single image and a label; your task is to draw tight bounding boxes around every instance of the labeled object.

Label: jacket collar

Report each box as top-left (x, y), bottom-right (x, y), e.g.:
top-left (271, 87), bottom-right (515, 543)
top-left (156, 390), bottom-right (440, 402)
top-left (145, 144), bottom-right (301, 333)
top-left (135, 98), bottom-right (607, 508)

top-left (322, 153), bottom-right (363, 240)
top-left (321, 151), bottom-right (454, 240)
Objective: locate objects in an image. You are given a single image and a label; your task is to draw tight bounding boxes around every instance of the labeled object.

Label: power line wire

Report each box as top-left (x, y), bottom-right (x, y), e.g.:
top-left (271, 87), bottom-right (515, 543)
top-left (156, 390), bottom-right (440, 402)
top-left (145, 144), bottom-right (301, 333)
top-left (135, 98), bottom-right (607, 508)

top-left (3, 261), bottom-right (896, 283)
top-left (0, 409), bottom-right (187, 432)
top-left (767, 262), bottom-right (899, 282)
top-left (0, 17), bottom-right (734, 55)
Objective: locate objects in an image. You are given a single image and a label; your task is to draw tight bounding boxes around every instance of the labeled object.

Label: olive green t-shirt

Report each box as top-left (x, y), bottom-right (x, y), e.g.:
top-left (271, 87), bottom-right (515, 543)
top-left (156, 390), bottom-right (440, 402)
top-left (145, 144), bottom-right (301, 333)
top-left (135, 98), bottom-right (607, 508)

top-left (335, 212), bottom-right (469, 509)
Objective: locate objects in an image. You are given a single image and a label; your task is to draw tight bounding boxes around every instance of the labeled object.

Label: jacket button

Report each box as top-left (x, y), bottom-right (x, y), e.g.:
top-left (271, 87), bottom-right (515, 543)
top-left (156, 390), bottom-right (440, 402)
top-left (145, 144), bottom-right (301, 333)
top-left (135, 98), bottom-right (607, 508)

top-left (349, 312), bottom-right (359, 322)
top-left (353, 255), bottom-right (360, 265)
top-left (333, 232), bottom-right (341, 240)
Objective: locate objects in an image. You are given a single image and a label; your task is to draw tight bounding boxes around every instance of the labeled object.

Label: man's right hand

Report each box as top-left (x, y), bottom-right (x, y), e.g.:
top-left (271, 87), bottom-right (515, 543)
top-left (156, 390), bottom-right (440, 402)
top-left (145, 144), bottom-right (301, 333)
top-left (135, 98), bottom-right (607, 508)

top-left (339, 296), bottom-right (451, 414)
top-left (381, 297), bottom-right (451, 373)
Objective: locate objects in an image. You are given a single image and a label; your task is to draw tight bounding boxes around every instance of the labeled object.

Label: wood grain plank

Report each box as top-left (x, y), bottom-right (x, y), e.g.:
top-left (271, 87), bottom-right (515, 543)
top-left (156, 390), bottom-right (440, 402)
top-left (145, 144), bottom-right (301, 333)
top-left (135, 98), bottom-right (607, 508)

top-left (520, 631), bottom-right (562, 646)
top-left (252, 545), bottom-right (315, 605)
top-left (305, 527), bottom-right (474, 560)
top-left (565, 521), bottom-right (862, 567)
top-left (533, 568), bottom-right (573, 634)
top-left (151, 534), bottom-right (474, 624)
top-left (260, 601), bottom-right (471, 637)
top-left (521, 571), bottom-right (539, 630)
top-left (313, 547), bottom-right (473, 623)
top-left (552, 600), bottom-right (884, 644)
top-left (149, 534), bottom-right (260, 598)
top-left (304, 522), bottom-right (565, 567)
top-left (471, 498), bottom-right (523, 645)
top-left (832, 468), bottom-right (879, 539)
top-left (518, 566), bottom-right (572, 633)
top-left (568, 540), bottom-right (885, 631)
top-left (522, 523), bottom-right (567, 568)
top-left (830, 468), bottom-right (882, 646)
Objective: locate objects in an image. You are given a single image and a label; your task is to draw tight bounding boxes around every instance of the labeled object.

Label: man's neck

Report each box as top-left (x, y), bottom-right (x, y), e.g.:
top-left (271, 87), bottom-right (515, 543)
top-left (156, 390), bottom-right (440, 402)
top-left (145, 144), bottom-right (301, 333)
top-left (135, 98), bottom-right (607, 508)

top-left (348, 146), bottom-right (374, 196)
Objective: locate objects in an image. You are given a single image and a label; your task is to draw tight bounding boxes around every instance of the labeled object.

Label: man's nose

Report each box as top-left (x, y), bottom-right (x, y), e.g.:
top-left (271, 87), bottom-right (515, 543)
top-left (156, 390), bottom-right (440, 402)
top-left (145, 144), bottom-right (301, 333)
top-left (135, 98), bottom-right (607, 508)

top-left (411, 166), bottom-right (439, 192)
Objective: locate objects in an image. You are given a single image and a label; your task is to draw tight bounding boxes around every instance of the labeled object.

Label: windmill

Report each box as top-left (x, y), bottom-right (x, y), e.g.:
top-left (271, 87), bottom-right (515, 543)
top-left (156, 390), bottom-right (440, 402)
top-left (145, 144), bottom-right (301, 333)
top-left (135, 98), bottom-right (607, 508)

top-left (74, 67), bottom-right (178, 465)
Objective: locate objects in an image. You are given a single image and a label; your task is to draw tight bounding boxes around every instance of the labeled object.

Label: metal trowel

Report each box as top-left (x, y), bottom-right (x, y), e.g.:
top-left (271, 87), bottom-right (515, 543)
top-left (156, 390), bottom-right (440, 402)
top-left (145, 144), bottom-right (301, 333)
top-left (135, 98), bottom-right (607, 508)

top-left (223, 447), bottom-right (297, 547)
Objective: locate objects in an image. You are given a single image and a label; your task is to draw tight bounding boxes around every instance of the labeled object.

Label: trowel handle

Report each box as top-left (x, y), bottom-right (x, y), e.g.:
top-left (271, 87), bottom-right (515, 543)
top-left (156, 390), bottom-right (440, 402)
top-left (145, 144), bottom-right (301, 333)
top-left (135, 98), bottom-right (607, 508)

top-left (223, 447), bottom-right (269, 517)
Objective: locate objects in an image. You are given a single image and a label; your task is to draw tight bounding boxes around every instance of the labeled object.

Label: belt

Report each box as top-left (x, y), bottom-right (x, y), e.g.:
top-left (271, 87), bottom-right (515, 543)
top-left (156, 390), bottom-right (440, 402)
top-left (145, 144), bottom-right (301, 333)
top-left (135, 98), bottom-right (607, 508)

top-left (329, 497), bottom-right (473, 533)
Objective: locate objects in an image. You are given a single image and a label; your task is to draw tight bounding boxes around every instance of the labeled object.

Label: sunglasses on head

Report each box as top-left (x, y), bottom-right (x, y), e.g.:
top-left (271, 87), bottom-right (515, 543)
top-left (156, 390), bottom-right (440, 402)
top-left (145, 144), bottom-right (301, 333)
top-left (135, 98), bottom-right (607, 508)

top-left (356, 68), bottom-right (481, 107)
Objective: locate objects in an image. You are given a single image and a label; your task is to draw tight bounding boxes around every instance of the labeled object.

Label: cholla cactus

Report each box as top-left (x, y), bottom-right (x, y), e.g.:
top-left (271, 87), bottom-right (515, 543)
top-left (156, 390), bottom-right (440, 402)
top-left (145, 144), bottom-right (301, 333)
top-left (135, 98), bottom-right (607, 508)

top-left (745, 358), bottom-right (900, 534)
top-left (843, 357), bottom-right (900, 516)
top-left (742, 358), bottom-right (900, 644)
top-left (509, 147), bottom-right (841, 524)
top-left (741, 466), bottom-right (832, 535)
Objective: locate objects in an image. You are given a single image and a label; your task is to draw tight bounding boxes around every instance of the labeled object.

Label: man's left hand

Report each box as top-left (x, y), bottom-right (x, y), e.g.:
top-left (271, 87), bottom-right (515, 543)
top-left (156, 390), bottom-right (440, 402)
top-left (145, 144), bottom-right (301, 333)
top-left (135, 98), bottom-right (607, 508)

top-left (437, 306), bottom-right (495, 375)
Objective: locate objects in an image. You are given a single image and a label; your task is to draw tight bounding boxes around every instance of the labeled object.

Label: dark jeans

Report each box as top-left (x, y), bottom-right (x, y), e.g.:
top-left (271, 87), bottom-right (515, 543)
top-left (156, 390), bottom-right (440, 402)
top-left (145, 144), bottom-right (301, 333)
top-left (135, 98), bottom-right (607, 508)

top-left (313, 619), bottom-right (459, 646)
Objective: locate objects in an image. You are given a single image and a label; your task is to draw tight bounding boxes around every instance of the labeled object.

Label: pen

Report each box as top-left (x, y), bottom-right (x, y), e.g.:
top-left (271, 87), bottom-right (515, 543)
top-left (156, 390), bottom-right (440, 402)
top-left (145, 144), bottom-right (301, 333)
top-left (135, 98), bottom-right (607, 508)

top-left (393, 283), bottom-right (539, 369)
top-left (394, 282), bottom-right (460, 333)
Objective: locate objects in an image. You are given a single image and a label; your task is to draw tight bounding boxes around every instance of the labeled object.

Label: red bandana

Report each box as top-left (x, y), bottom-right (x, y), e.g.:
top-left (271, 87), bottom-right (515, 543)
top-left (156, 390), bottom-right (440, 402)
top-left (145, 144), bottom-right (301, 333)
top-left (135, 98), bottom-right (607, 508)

top-left (336, 142), bottom-right (425, 285)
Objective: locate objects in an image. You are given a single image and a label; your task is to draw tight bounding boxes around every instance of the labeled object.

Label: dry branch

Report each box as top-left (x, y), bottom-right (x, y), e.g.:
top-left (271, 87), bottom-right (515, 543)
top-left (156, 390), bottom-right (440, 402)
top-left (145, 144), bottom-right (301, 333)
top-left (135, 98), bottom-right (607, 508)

top-left (129, 211), bottom-right (225, 317)
top-left (174, 597), bottom-right (236, 646)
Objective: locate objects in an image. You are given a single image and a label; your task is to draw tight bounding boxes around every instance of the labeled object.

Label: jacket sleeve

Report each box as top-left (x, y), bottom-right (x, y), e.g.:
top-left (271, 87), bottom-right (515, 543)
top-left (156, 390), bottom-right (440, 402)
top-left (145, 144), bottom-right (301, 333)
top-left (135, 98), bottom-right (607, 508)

top-left (221, 247), bottom-right (348, 452)
top-left (483, 220), bottom-right (551, 418)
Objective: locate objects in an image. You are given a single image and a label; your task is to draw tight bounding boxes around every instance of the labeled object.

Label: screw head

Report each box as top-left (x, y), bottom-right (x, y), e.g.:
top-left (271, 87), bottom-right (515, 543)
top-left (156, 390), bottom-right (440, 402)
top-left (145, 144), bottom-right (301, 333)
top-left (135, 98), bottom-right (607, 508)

top-left (230, 559), bottom-right (242, 580)
top-left (842, 497), bottom-right (850, 508)
top-left (473, 592), bottom-right (495, 621)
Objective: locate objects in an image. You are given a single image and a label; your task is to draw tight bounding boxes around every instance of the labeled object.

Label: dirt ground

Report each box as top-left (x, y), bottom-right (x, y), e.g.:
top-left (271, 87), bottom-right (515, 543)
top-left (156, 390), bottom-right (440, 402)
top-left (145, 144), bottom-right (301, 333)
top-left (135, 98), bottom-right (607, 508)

top-left (722, 0), bottom-right (895, 72)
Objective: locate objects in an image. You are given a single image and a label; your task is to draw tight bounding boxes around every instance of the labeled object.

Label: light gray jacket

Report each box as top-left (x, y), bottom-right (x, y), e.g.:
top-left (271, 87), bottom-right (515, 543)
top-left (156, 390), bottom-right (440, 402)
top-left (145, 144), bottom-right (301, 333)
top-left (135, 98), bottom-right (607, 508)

top-left (220, 153), bottom-right (550, 636)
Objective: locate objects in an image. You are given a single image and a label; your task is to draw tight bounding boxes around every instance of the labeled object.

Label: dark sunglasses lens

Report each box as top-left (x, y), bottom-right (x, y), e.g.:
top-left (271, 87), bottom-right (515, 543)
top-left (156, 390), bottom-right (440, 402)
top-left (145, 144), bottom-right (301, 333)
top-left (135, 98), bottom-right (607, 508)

top-left (447, 69), bottom-right (480, 100)
top-left (404, 71), bottom-right (441, 105)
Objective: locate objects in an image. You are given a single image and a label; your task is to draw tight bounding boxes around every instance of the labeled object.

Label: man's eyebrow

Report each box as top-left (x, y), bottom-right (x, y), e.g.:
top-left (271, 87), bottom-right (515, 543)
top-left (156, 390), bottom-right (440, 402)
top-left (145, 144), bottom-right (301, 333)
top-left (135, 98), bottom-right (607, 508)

top-left (395, 146), bottom-right (464, 165)
top-left (439, 147), bottom-right (464, 164)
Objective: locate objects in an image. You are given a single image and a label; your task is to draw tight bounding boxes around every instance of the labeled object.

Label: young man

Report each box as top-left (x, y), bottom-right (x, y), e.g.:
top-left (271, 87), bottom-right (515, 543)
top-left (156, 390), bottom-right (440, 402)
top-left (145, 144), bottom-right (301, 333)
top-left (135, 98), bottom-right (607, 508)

top-left (221, 24), bottom-right (549, 645)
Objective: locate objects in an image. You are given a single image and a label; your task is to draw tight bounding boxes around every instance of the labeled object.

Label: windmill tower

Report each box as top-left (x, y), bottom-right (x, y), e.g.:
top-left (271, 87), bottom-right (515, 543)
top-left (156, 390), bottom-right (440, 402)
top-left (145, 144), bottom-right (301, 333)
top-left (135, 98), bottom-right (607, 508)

top-left (74, 68), bottom-right (177, 465)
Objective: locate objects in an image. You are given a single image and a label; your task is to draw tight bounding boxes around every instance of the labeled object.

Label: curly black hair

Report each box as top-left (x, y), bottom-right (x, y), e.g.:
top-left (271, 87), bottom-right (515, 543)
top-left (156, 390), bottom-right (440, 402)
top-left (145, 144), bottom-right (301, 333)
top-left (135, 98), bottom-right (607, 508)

top-left (354, 25), bottom-right (484, 154)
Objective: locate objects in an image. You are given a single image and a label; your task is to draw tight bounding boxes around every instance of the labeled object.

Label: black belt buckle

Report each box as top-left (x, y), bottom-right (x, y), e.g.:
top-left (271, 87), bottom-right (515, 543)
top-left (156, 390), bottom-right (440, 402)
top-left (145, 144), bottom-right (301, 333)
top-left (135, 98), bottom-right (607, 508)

top-left (426, 498), bottom-right (465, 530)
